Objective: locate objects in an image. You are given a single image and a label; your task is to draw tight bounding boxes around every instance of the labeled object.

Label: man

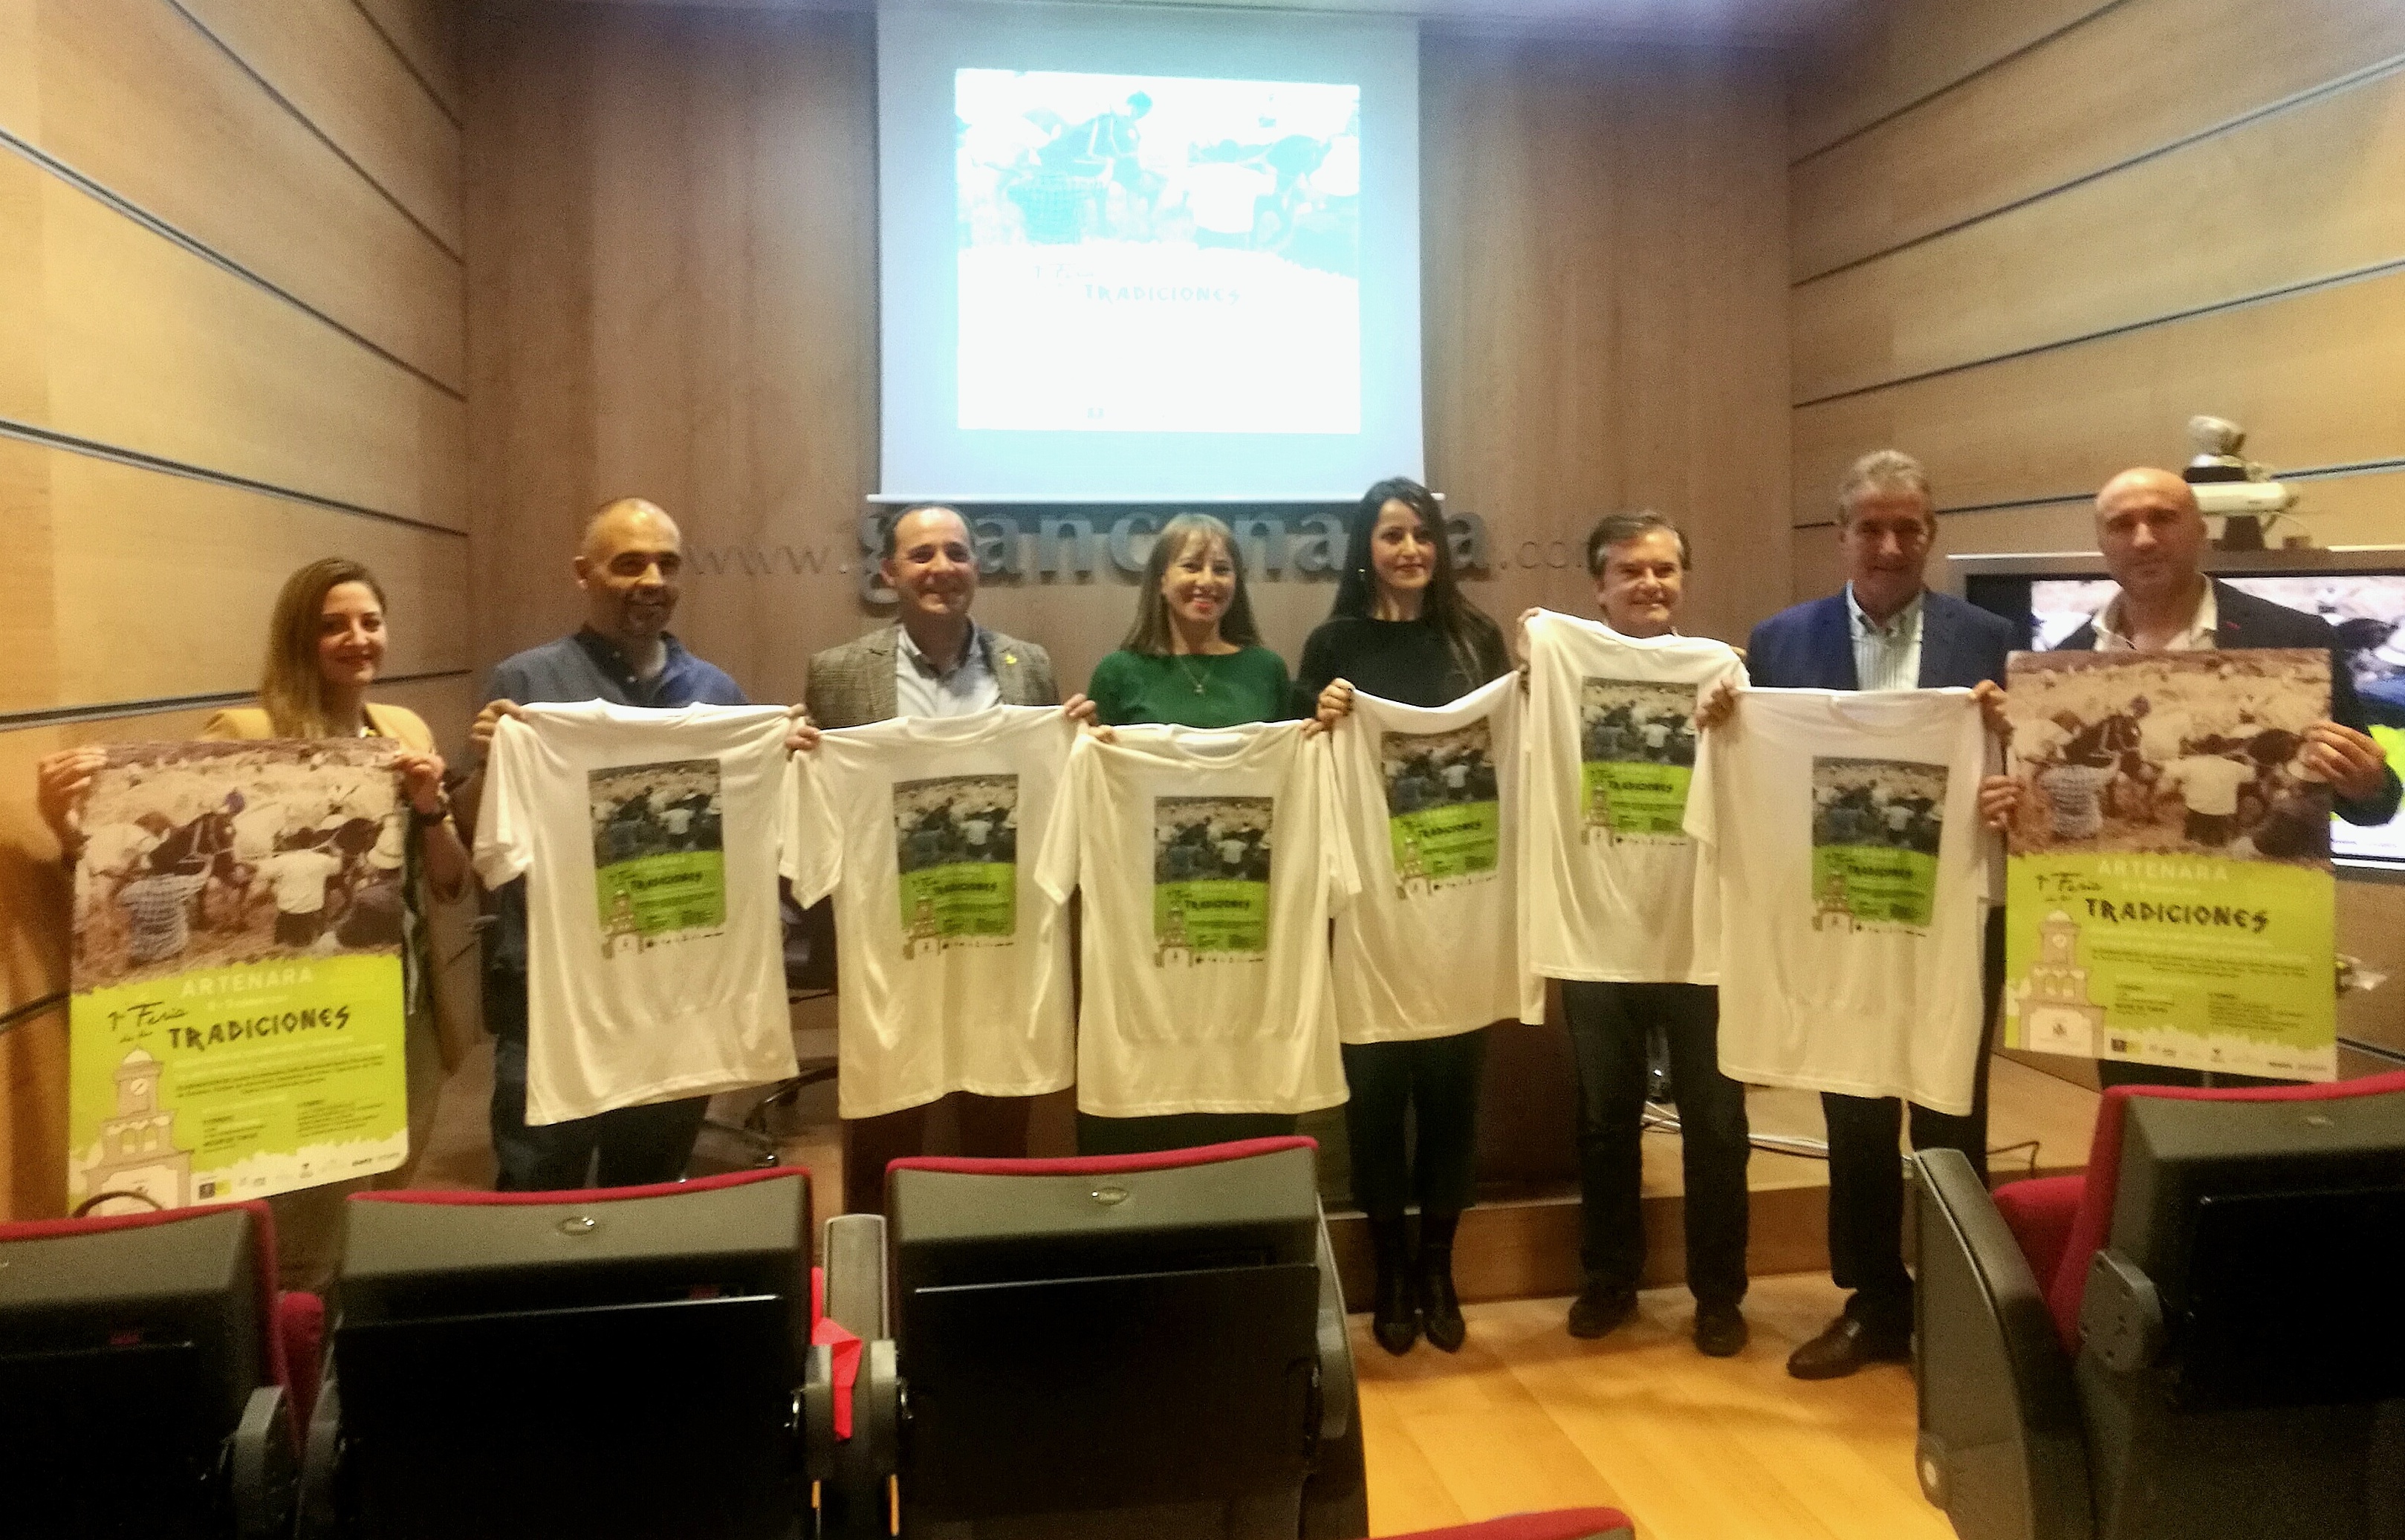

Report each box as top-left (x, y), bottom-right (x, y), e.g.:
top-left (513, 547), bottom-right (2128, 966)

top-left (797, 504), bottom-right (1088, 1215)
top-left (458, 498), bottom-right (747, 1191)
top-left (1737, 449), bottom-right (2019, 1380)
top-left (1980, 467), bottom-right (2400, 1088)
top-left (1550, 510), bottom-right (1756, 1359)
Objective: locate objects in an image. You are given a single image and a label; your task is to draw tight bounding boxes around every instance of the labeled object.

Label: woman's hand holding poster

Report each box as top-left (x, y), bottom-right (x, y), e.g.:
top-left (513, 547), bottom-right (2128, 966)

top-left (2000, 649), bottom-right (2336, 1081)
top-left (68, 740), bottom-right (411, 1213)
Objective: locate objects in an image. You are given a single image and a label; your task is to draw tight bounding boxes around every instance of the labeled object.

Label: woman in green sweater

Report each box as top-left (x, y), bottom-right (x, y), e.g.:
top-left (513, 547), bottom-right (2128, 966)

top-left (1088, 513), bottom-right (1291, 727)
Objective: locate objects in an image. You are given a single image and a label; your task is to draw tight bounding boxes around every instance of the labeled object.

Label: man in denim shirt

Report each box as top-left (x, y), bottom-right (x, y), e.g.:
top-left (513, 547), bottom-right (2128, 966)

top-left (455, 497), bottom-right (747, 1190)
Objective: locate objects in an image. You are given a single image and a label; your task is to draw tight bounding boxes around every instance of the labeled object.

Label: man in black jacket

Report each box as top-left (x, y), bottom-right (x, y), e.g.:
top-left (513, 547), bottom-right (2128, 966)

top-left (1981, 467), bottom-right (2401, 1089)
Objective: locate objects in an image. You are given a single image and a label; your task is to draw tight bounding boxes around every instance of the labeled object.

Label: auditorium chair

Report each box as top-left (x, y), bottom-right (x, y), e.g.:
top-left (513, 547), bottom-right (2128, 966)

top-left (0, 1200), bottom-right (315, 1539)
top-left (1378, 1513), bottom-right (1634, 1540)
top-left (816, 1136), bottom-right (1372, 1540)
top-left (1912, 1069), bottom-right (2405, 1540)
top-left (296, 1167), bottom-right (831, 1539)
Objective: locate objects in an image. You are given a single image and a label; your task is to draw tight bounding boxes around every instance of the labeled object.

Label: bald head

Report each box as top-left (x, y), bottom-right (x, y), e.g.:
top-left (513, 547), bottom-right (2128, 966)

top-left (2095, 466), bottom-right (2206, 612)
top-left (574, 496), bottom-right (684, 646)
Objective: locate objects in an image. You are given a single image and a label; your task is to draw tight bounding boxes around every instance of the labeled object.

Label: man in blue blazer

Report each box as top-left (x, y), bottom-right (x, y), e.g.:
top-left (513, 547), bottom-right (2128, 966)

top-left (1744, 450), bottom-right (2019, 1380)
top-left (1979, 467), bottom-right (2401, 1089)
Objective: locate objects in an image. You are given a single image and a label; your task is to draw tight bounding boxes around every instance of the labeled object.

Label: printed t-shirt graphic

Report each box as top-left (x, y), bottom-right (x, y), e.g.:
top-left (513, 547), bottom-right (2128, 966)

top-left (1036, 723), bottom-right (1357, 1117)
top-left (785, 707), bottom-right (1076, 1118)
top-left (1330, 678), bottom-right (1542, 1043)
top-left (475, 702), bottom-right (798, 1125)
top-left (1521, 611), bottom-right (1747, 983)
top-left (1685, 687), bottom-right (1993, 1114)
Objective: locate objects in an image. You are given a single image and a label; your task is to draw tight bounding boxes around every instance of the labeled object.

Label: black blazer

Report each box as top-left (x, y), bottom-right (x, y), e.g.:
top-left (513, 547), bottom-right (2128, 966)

top-left (2060, 579), bottom-right (2403, 826)
top-left (1745, 588), bottom-right (2019, 693)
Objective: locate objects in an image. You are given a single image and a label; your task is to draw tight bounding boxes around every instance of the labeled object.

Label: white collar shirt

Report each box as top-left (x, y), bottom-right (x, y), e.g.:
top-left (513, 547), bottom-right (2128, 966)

top-left (2094, 582), bottom-right (2218, 652)
top-left (1846, 585), bottom-right (1925, 693)
top-left (895, 624), bottom-right (1004, 718)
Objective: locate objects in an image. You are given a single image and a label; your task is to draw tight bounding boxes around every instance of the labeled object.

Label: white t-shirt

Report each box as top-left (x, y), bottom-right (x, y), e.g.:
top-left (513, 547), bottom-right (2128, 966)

top-left (1687, 687), bottom-right (1995, 1114)
top-left (1328, 678), bottom-right (1542, 1043)
top-left (474, 701), bottom-right (798, 1125)
top-left (1034, 722), bottom-right (1357, 1117)
top-left (1521, 611), bottom-right (1747, 984)
top-left (261, 848), bottom-right (340, 914)
top-left (2165, 754), bottom-right (2252, 816)
top-left (783, 706), bottom-right (1078, 1118)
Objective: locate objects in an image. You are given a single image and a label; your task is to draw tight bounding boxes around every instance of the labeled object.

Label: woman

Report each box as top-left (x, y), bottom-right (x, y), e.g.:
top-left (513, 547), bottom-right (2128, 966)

top-left (1087, 513), bottom-right (1291, 729)
top-left (1081, 514), bottom-right (1294, 1157)
top-left (36, 559), bottom-right (467, 1287)
top-left (1302, 478), bottom-right (1512, 1356)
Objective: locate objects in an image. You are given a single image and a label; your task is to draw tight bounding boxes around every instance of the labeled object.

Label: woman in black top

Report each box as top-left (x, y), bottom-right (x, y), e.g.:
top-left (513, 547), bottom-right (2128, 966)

top-left (1299, 477), bottom-right (1511, 1356)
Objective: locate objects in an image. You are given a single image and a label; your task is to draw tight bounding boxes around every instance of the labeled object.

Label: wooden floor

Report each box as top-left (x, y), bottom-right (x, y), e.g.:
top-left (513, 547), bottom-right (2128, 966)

top-left (1353, 1279), bottom-right (1949, 1540)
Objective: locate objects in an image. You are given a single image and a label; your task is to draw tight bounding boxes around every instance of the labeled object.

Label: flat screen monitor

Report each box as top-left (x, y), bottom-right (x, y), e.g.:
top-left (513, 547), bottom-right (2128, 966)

top-left (1950, 548), bottom-right (2405, 871)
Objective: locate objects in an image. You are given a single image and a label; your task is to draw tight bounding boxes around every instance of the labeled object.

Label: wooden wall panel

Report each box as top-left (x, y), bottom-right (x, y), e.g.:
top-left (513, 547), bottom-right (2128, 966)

top-left (1788, 0), bottom-right (2109, 160)
top-left (180, 0), bottom-right (464, 256)
top-left (354, 0), bottom-right (462, 122)
top-left (1793, 269), bottom-right (2405, 522)
top-left (0, 0), bottom-right (464, 387)
top-left (0, 442), bottom-right (469, 715)
top-left (1794, 68), bottom-right (2405, 403)
top-left (4, 158), bottom-right (466, 527)
top-left (1791, 0), bottom-right (2405, 281)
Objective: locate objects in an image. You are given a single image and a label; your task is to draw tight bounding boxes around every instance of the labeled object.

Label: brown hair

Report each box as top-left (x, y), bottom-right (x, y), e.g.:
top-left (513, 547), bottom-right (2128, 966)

top-left (259, 558), bottom-right (386, 737)
top-left (1119, 514), bottom-right (1264, 656)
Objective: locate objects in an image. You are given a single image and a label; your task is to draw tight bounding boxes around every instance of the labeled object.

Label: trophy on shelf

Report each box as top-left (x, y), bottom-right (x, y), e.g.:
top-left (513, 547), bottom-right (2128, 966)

top-left (2182, 414), bottom-right (2299, 551)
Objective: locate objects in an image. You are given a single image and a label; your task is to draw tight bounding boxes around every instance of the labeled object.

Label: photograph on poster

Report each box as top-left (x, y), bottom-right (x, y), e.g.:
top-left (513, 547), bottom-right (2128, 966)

top-left (2003, 649), bottom-right (2331, 866)
top-left (73, 739), bottom-right (406, 992)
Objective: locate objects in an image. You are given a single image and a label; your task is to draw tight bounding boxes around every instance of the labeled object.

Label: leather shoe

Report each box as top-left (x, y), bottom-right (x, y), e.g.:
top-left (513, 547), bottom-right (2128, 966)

top-left (1692, 1302), bottom-right (1748, 1358)
top-left (1785, 1313), bottom-right (1909, 1380)
top-left (1372, 1267), bottom-right (1421, 1356)
top-left (1565, 1279), bottom-right (1638, 1340)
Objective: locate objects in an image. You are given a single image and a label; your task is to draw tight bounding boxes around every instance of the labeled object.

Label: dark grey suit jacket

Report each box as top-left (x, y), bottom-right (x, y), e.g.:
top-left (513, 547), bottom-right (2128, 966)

top-left (803, 623), bottom-right (1059, 730)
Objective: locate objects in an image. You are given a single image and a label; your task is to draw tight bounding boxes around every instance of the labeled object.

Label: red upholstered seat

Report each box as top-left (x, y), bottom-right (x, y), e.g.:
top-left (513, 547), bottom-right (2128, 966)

top-left (1988, 1069), bottom-right (2405, 1352)
top-left (0, 1199), bottom-right (312, 1448)
top-left (1378, 1510), bottom-right (1635, 1539)
top-left (887, 1133), bottom-right (1318, 1183)
top-left (351, 1165), bottom-right (805, 1208)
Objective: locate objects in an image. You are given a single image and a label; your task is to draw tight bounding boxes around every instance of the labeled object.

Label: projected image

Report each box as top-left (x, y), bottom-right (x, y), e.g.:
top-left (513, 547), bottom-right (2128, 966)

top-left (2031, 575), bottom-right (2405, 862)
top-left (955, 68), bottom-right (1361, 436)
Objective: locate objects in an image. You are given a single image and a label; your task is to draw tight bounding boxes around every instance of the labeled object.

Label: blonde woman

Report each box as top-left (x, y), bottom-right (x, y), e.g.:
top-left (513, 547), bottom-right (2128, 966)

top-left (36, 558), bottom-right (466, 1286)
top-left (1087, 513), bottom-right (1291, 729)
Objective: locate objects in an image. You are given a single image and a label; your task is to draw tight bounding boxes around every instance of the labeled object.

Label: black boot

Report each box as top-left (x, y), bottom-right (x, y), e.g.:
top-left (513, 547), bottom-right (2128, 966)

top-left (1418, 1210), bottom-right (1467, 1353)
top-left (1369, 1215), bottom-right (1419, 1355)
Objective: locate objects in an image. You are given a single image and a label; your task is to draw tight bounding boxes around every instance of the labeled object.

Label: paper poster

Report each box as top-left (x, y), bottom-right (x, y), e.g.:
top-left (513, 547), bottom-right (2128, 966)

top-left (68, 740), bottom-right (410, 1213)
top-left (893, 773), bottom-right (1019, 958)
top-left (2001, 650), bottom-right (2336, 1080)
top-left (1378, 720), bottom-right (1499, 895)
top-left (1579, 679), bottom-right (1698, 842)
top-left (1152, 795), bottom-right (1272, 964)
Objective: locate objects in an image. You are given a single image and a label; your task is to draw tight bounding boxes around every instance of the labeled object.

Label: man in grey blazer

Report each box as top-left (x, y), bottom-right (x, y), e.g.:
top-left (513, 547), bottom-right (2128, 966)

top-left (799, 504), bottom-right (1091, 1212)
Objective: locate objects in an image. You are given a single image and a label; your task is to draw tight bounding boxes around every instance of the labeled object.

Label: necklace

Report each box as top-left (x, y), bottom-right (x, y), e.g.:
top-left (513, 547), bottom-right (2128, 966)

top-left (1174, 652), bottom-right (1211, 695)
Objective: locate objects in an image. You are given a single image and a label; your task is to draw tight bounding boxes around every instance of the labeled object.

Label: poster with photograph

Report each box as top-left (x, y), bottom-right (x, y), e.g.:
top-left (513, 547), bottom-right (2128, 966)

top-left (1152, 795), bottom-right (1273, 964)
top-left (2000, 649), bottom-right (2336, 1079)
top-left (893, 774), bottom-right (1020, 958)
top-left (68, 740), bottom-right (410, 1213)
top-left (1578, 680), bottom-right (1700, 842)
top-left (1379, 721), bottom-right (1499, 894)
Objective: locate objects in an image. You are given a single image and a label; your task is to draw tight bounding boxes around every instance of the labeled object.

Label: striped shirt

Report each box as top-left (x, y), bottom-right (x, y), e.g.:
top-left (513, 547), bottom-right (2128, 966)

top-left (1846, 584), bottom-right (1924, 693)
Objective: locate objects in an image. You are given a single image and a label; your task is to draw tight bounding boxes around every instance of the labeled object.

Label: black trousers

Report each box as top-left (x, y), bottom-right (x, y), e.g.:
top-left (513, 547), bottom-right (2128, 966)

top-left (1075, 1111), bottom-right (1299, 1156)
top-left (1823, 907), bottom-right (2005, 1333)
top-left (1340, 1029), bottom-right (1488, 1221)
top-left (485, 969), bottom-right (711, 1192)
top-left (1562, 981), bottom-right (1750, 1306)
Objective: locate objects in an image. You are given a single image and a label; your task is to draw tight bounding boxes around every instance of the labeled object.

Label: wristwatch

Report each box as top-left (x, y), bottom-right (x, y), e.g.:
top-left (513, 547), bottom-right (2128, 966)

top-left (411, 795), bottom-right (452, 828)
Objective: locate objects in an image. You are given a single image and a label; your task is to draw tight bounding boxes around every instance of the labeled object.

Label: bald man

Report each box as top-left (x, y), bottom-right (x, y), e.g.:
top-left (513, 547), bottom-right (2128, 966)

top-left (457, 498), bottom-right (748, 1190)
top-left (1981, 467), bottom-right (2400, 1088)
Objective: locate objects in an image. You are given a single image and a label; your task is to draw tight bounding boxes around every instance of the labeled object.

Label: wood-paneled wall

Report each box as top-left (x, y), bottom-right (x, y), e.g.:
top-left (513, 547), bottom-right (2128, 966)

top-left (0, 0), bottom-right (472, 1219)
top-left (464, 2), bottom-right (1792, 704)
top-left (1788, 0), bottom-right (2405, 1068)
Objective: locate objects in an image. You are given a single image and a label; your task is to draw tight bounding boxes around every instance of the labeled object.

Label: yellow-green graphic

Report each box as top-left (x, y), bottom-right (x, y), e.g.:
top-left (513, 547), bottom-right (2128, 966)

top-left (1379, 719), bottom-right (1499, 896)
top-left (2002, 649), bottom-right (2337, 1079)
top-left (1154, 795), bottom-right (1272, 964)
top-left (1579, 679), bottom-right (1698, 842)
top-left (1811, 756), bottom-right (1946, 932)
top-left (894, 774), bottom-right (1019, 959)
top-left (590, 759), bottom-right (725, 957)
top-left (68, 740), bottom-right (409, 1212)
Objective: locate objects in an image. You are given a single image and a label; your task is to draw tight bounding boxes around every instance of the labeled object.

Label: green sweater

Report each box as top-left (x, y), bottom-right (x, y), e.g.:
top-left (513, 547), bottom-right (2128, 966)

top-left (1088, 646), bottom-right (1293, 728)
